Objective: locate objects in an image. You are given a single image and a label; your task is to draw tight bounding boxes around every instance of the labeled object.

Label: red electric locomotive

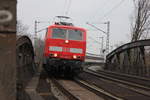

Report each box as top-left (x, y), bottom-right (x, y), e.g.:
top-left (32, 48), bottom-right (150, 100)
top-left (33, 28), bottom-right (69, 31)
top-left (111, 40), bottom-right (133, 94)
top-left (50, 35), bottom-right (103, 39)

top-left (43, 16), bottom-right (86, 76)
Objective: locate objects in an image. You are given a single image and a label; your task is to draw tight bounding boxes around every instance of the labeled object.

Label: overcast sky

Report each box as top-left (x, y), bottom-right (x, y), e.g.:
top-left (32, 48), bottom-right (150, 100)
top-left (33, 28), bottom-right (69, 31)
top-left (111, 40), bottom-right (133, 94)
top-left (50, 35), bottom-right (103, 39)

top-left (17, 0), bottom-right (135, 54)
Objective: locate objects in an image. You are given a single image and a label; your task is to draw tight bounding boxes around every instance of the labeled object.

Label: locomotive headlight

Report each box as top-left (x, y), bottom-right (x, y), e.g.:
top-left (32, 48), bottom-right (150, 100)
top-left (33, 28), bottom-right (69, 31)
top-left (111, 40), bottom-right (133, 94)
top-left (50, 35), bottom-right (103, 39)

top-left (54, 53), bottom-right (58, 57)
top-left (73, 55), bottom-right (77, 59)
top-left (65, 40), bottom-right (69, 43)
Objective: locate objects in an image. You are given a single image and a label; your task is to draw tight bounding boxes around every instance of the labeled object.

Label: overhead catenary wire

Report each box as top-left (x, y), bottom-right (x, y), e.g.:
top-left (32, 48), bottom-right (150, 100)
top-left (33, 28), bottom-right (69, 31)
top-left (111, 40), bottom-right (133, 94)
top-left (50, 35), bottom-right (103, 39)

top-left (64, 0), bottom-right (72, 16)
top-left (63, 0), bottom-right (68, 15)
top-left (88, 36), bottom-right (101, 44)
top-left (99, 0), bottom-right (125, 20)
top-left (91, 0), bottom-right (115, 20)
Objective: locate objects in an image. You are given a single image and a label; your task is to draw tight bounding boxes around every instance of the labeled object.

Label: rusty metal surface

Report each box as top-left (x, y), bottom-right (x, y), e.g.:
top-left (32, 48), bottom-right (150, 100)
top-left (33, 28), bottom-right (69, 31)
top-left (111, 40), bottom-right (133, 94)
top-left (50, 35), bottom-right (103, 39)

top-left (0, 34), bottom-right (16, 100)
top-left (0, 0), bottom-right (16, 100)
top-left (106, 39), bottom-right (150, 77)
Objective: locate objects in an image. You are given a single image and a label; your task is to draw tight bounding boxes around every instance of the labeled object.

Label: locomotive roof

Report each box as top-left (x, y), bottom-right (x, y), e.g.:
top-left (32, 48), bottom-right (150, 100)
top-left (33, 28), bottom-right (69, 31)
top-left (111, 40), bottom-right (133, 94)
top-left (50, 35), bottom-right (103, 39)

top-left (48, 24), bottom-right (86, 31)
top-left (56, 16), bottom-right (70, 19)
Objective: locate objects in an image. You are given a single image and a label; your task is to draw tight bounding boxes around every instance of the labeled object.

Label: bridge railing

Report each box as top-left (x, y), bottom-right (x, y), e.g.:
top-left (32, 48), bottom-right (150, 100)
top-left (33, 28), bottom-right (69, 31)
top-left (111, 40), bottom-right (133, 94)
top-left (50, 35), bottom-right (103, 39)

top-left (105, 39), bottom-right (150, 77)
top-left (84, 52), bottom-right (104, 66)
top-left (86, 52), bottom-right (104, 58)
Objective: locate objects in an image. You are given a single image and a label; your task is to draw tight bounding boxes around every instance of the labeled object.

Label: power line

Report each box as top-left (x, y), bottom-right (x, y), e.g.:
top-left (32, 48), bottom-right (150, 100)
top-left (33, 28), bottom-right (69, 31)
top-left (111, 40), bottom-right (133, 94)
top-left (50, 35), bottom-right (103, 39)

top-left (86, 22), bottom-right (107, 34)
top-left (99, 0), bottom-right (125, 20)
top-left (86, 21), bottom-right (110, 53)
top-left (63, 0), bottom-right (68, 15)
top-left (65, 0), bottom-right (72, 16)
top-left (91, 0), bottom-right (115, 20)
top-left (88, 36), bottom-right (100, 44)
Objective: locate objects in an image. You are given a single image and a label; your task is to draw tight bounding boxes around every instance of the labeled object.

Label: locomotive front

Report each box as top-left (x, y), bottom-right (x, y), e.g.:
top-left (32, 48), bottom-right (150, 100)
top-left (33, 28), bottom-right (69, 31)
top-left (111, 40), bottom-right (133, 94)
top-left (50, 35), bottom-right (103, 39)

top-left (43, 24), bottom-right (86, 75)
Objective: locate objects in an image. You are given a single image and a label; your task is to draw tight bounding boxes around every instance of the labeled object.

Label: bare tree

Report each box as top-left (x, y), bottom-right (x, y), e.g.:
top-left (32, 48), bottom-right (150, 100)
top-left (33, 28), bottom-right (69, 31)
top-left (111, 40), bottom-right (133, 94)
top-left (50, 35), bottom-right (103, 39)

top-left (17, 20), bottom-right (29, 35)
top-left (131, 0), bottom-right (150, 41)
top-left (114, 41), bottom-right (125, 48)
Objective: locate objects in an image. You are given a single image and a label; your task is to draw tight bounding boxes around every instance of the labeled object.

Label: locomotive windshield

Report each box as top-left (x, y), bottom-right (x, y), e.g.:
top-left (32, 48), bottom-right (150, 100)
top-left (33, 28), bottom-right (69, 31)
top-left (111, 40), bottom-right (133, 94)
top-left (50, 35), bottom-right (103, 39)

top-left (52, 28), bottom-right (83, 40)
top-left (68, 29), bottom-right (82, 40)
top-left (52, 28), bottom-right (66, 39)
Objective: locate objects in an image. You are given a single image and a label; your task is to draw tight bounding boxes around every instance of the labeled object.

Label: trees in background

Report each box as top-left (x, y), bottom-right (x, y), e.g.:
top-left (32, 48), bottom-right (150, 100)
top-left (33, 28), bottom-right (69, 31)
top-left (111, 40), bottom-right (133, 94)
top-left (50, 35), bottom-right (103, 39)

top-left (131, 0), bottom-right (150, 41)
top-left (17, 21), bottom-right (29, 35)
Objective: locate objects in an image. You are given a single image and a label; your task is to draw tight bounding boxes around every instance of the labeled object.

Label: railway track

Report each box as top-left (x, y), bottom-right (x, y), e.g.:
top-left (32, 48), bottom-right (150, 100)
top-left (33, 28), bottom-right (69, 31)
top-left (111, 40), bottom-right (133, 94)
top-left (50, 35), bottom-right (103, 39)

top-left (48, 77), bottom-right (106, 100)
top-left (50, 78), bottom-right (79, 100)
top-left (18, 63), bottom-right (150, 100)
top-left (85, 69), bottom-right (150, 94)
top-left (77, 69), bottom-right (150, 100)
top-left (74, 78), bottom-right (123, 100)
top-left (87, 69), bottom-right (150, 89)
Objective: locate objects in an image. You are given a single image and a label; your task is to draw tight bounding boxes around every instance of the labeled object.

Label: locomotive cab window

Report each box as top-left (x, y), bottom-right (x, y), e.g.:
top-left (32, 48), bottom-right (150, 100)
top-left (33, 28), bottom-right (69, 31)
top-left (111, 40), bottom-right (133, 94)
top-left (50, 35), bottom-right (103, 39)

top-left (52, 28), bottom-right (66, 39)
top-left (52, 28), bottom-right (83, 41)
top-left (68, 29), bottom-right (83, 40)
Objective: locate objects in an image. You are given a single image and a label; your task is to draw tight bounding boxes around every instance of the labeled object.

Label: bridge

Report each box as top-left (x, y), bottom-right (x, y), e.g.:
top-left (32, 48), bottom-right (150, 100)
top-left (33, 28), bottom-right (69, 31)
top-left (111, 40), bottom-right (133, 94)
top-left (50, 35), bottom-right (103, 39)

top-left (15, 35), bottom-right (150, 100)
top-left (16, 35), bottom-right (150, 77)
top-left (105, 39), bottom-right (150, 78)
top-left (1, 0), bottom-right (150, 99)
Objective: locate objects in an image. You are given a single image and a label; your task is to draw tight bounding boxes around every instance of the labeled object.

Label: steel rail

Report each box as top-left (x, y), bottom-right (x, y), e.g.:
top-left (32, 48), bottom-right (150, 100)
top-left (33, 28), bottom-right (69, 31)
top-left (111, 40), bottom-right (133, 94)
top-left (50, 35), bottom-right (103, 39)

top-left (74, 78), bottom-right (123, 100)
top-left (85, 69), bottom-right (150, 97)
top-left (50, 78), bottom-right (79, 100)
top-left (96, 70), bottom-right (150, 87)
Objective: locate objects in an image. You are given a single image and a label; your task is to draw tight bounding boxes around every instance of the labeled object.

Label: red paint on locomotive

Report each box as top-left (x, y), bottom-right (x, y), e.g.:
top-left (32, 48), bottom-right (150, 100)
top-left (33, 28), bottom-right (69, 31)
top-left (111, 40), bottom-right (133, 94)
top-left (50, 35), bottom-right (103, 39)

top-left (44, 24), bottom-right (86, 61)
